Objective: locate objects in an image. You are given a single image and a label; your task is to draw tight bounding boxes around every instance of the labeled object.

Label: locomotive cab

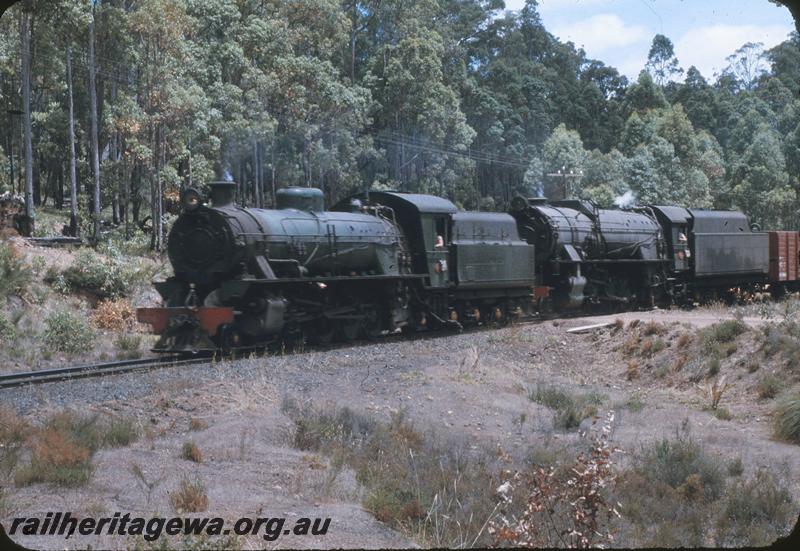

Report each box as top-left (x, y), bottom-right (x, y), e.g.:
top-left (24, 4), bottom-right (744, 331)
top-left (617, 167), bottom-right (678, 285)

top-left (649, 206), bottom-right (692, 272)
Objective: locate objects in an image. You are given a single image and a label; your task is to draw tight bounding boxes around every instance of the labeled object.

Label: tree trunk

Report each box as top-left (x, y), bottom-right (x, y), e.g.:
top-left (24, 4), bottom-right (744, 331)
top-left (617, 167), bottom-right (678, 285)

top-left (20, 9), bottom-right (34, 235)
top-left (89, 6), bottom-right (102, 242)
top-left (66, 46), bottom-right (79, 236)
top-left (270, 138), bottom-right (276, 207)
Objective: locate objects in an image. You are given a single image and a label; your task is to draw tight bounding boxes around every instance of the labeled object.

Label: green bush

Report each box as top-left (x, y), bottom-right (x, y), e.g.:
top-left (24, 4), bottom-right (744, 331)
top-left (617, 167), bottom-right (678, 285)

top-left (43, 310), bottom-right (95, 354)
top-left (0, 241), bottom-right (31, 300)
top-left (759, 322), bottom-right (800, 365)
top-left (716, 469), bottom-right (795, 546)
top-left (756, 375), bottom-right (781, 400)
top-left (114, 333), bottom-right (143, 359)
top-left (773, 394), bottom-right (800, 444)
top-left (0, 313), bottom-right (14, 341)
top-left (48, 249), bottom-right (137, 299)
top-left (102, 417), bottom-right (140, 448)
top-left (702, 320), bottom-right (747, 345)
top-left (633, 428), bottom-right (725, 502)
top-left (528, 384), bottom-right (605, 430)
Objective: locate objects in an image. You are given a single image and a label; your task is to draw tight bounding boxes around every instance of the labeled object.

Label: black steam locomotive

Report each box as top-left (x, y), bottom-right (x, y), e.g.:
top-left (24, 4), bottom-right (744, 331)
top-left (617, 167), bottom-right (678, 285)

top-left (138, 182), bottom-right (799, 352)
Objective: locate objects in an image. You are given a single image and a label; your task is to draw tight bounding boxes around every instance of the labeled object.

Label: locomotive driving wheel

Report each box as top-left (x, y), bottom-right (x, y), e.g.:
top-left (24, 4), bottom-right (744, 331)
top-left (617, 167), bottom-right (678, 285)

top-left (218, 323), bottom-right (242, 352)
top-left (339, 318), bottom-right (362, 341)
top-left (308, 319), bottom-right (336, 345)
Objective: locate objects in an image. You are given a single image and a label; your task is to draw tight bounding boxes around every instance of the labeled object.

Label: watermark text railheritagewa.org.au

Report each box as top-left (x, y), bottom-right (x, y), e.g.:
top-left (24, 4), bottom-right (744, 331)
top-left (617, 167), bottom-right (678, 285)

top-left (6, 512), bottom-right (331, 542)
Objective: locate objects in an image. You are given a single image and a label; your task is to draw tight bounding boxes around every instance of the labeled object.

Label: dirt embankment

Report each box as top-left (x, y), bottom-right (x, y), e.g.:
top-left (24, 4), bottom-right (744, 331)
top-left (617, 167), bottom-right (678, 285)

top-left (2, 302), bottom-right (799, 549)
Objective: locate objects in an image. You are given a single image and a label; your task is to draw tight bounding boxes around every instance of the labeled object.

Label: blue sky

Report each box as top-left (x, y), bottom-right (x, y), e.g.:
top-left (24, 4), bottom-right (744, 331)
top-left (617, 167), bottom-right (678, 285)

top-left (504, 0), bottom-right (795, 80)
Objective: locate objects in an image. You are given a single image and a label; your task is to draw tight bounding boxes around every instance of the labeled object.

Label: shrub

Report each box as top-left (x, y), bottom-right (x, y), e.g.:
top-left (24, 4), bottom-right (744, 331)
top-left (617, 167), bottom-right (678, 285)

top-left (713, 407), bottom-right (732, 421)
top-left (702, 320), bottom-right (747, 345)
top-left (772, 394), bottom-right (800, 444)
top-left (282, 400), bottom-right (501, 547)
top-left (528, 384), bottom-right (604, 431)
top-left (0, 407), bottom-right (28, 476)
top-left (0, 313), bottom-right (14, 341)
top-left (726, 457), bottom-right (744, 477)
top-left (0, 241), bottom-right (31, 300)
top-left (676, 333), bottom-right (691, 348)
top-left (642, 321), bottom-right (666, 336)
top-left (114, 333), bottom-right (142, 360)
top-left (625, 393), bottom-right (645, 413)
top-left (707, 357), bottom-right (721, 377)
top-left (91, 299), bottom-right (136, 330)
top-left (49, 249), bottom-right (136, 299)
top-left (102, 417), bottom-right (139, 448)
top-left (756, 375), bottom-right (781, 400)
top-left (14, 412), bottom-right (101, 487)
top-left (632, 427), bottom-right (725, 502)
top-left (43, 310), bottom-right (95, 354)
top-left (490, 412), bottom-right (621, 548)
top-left (716, 469), bottom-right (795, 546)
top-left (759, 322), bottom-right (800, 365)
top-left (170, 476), bottom-right (209, 513)
top-left (621, 334), bottom-right (640, 356)
top-left (181, 441), bottom-right (203, 463)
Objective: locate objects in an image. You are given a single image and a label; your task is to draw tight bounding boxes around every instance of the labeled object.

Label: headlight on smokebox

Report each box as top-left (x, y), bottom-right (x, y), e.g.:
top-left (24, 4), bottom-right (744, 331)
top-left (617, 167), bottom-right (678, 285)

top-left (181, 188), bottom-right (202, 212)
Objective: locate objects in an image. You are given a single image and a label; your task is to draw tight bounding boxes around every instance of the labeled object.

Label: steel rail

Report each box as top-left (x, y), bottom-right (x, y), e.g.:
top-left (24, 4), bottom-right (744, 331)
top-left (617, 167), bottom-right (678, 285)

top-left (0, 355), bottom-right (212, 390)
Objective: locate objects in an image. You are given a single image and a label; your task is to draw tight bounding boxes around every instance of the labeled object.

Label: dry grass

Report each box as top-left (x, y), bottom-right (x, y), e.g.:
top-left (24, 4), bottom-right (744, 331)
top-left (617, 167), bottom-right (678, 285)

top-left (642, 321), bottom-right (666, 336)
top-left (170, 475), bottom-right (209, 513)
top-left (189, 417), bottom-right (208, 431)
top-left (12, 410), bottom-right (139, 487)
top-left (181, 440), bottom-right (203, 463)
top-left (621, 333), bottom-right (640, 356)
top-left (91, 298), bottom-right (137, 331)
top-left (626, 360), bottom-right (640, 381)
top-left (640, 337), bottom-right (653, 357)
top-left (15, 424), bottom-right (94, 487)
top-left (677, 333), bottom-right (691, 349)
top-left (282, 398), bottom-right (504, 547)
top-left (701, 376), bottom-right (731, 410)
top-left (0, 406), bottom-right (29, 476)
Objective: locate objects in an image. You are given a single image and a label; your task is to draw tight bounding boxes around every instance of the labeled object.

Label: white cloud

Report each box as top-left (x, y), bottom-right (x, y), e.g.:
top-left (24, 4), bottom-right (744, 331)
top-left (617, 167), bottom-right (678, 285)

top-left (550, 14), bottom-right (649, 54)
top-left (674, 24), bottom-right (793, 79)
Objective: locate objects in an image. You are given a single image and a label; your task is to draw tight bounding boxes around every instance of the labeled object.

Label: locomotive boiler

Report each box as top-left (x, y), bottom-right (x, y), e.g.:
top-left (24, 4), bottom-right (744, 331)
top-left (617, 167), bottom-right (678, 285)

top-left (139, 182), bottom-right (415, 351)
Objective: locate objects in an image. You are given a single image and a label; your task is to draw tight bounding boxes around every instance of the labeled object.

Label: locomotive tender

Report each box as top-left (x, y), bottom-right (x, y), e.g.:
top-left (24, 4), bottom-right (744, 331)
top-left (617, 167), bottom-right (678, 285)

top-left (138, 182), bottom-right (800, 352)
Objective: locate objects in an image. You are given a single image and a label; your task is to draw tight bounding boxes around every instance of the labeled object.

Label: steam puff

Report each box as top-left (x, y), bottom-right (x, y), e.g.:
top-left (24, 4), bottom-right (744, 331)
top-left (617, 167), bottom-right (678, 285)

top-left (614, 190), bottom-right (636, 208)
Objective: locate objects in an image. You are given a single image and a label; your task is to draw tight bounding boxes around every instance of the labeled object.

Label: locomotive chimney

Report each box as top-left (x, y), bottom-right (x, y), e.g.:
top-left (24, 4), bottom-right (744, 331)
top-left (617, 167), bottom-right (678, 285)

top-left (209, 181), bottom-right (237, 207)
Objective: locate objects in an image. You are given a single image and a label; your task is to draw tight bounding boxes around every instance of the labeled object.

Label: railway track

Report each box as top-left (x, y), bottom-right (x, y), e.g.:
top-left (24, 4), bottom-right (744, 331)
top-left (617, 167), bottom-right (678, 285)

top-left (0, 308), bottom-right (634, 391)
top-left (0, 354), bottom-right (213, 390)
